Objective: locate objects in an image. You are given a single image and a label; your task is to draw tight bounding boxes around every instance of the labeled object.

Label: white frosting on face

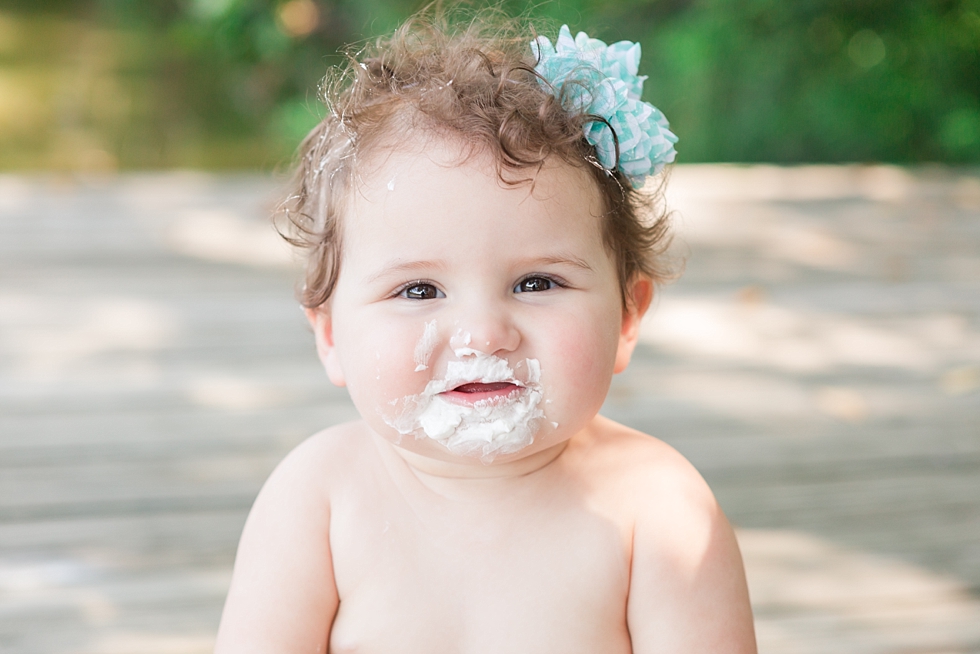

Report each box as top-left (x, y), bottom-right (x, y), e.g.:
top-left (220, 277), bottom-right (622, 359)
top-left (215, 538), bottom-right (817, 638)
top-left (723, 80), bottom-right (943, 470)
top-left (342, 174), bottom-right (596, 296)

top-left (450, 329), bottom-right (472, 355)
top-left (413, 320), bottom-right (438, 372)
top-left (385, 349), bottom-right (545, 461)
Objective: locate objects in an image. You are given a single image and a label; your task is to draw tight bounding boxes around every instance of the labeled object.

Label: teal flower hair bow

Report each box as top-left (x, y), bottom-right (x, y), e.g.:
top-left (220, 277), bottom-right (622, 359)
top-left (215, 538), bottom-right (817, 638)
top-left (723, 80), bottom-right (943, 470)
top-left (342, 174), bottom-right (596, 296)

top-left (531, 25), bottom-right (678, 188)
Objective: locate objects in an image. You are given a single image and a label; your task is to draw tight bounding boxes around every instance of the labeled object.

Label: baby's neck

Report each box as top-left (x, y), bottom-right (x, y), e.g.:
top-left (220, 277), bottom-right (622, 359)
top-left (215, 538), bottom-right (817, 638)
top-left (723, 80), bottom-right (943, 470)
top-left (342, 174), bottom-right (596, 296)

top-left (385, 438), bottom-right (570, 481)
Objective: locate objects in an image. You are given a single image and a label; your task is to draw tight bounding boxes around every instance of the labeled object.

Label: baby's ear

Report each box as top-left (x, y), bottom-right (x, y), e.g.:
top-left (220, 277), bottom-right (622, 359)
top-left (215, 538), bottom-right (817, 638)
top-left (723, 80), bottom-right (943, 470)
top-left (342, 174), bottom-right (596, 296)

top-left (305, 307), bottom-right (346, 387)
top-left (613, 277), bottom-right (654, 374)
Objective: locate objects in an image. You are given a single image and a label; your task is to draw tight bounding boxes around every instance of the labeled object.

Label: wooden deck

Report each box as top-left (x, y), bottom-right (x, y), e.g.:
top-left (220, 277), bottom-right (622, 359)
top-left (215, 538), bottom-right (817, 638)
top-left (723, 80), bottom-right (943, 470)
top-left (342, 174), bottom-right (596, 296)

top-left (1, 167), bottom-right (978, 653)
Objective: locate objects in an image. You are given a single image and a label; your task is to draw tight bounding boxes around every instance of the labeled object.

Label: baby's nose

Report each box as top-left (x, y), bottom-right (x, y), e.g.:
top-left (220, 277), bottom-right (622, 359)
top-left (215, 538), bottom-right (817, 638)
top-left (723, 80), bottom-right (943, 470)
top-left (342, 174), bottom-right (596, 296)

top-left (454, 302), bottom-right (520, 355)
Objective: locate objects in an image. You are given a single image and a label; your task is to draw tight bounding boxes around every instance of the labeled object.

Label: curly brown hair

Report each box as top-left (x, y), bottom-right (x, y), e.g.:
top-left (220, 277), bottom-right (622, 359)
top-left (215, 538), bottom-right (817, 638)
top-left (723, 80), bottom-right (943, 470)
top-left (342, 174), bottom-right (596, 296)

top-left (279, 7), bottom-right (675, 310)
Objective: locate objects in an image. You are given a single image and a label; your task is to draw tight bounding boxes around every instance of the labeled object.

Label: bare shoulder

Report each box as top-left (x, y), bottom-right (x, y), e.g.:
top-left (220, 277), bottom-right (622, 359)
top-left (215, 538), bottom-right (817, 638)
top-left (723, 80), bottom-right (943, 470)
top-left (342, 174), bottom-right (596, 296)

top-left (214, 420), bottom-right (373, 653)
top-left (573, 415), bottom-right (717, 518)
top-left (584, 415), bottom-right (730, 569)
top-left (575, 416), bottom-right (757, 654)
top-left (266, 419), bottom-right (375, 492)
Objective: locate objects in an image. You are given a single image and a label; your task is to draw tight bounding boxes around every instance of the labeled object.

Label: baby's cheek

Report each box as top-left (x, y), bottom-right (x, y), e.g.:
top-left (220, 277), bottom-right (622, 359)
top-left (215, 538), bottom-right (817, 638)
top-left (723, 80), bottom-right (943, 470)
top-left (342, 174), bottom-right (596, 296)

top-left (341, 328), bottom-right (421, 408)
top-left (541, 319), bottom-right (618, 415)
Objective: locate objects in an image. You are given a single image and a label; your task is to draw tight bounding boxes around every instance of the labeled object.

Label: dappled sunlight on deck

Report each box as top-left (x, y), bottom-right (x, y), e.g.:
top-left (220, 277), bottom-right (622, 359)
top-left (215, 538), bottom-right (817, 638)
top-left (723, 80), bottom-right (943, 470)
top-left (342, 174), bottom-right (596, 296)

top-left (1, 167), bottom-right (978, 652)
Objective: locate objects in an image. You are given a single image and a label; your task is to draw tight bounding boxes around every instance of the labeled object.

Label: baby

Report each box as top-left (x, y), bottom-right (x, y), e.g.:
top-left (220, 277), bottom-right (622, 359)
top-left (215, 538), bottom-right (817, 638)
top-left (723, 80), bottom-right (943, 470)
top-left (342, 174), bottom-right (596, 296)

top-left (216, 11), bottom-right (755, 654)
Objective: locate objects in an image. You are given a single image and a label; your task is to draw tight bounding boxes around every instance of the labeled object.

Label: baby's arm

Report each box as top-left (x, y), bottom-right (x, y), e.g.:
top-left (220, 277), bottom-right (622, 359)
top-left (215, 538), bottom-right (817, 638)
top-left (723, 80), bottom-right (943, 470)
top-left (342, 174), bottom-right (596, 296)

top-left (215, 436), bottom-right (338, 653)
top-left (626, 449), bottom-right (756, 653)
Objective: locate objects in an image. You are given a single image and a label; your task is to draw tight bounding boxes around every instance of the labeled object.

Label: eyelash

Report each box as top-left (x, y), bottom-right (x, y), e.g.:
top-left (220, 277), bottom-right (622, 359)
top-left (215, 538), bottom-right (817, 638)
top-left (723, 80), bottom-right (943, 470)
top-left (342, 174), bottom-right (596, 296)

top-left (392, 274), bottom-right (568, 299)
top-left (513, 274), bottom-right (567, 293)
top-left (394, 280), bottom-right (444, 300)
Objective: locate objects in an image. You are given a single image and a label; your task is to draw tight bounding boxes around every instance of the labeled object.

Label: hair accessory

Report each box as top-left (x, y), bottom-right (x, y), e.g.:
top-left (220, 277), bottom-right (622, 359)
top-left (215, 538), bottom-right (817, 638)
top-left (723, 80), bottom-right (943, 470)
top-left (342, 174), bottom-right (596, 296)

top-left (531, 25), bottom-right (678, 188)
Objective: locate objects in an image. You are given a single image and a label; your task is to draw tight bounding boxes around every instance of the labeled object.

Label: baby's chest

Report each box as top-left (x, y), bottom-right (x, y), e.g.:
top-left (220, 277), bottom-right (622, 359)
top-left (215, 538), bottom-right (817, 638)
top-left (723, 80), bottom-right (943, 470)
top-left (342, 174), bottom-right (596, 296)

top-left (328, 498), bottom-right (633, 654)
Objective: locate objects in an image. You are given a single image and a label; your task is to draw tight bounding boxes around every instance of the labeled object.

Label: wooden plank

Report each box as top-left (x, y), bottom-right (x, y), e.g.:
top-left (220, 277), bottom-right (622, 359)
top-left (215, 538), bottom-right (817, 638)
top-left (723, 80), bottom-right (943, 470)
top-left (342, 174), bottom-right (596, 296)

top-left (2, 169), bottom-right (979, 653)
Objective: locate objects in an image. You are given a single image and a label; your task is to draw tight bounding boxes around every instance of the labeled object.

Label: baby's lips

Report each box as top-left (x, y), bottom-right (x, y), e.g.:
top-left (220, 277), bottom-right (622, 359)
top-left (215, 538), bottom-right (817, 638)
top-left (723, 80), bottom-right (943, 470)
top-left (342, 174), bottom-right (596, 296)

top-left (442, 375), bottom-right (526, 392)
top-left (439, 380), bottom-right (525, 405)
top-left (451, 381), bottom-right (521, 394)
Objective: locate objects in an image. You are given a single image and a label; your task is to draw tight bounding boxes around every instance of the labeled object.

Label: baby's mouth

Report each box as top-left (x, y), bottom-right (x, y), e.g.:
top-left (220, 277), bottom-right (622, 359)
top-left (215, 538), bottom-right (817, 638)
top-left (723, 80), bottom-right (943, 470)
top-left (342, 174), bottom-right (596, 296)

top-left (441, 381), bottom-right (522, 404)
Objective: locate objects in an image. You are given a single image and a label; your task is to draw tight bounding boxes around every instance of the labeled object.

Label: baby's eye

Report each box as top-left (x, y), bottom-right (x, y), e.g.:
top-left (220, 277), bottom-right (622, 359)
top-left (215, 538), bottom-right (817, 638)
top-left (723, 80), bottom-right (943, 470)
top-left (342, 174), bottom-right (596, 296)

top-left (514, 276), bottom-right (555, 293)
top-left (400, 282), bottom-right (444, 300)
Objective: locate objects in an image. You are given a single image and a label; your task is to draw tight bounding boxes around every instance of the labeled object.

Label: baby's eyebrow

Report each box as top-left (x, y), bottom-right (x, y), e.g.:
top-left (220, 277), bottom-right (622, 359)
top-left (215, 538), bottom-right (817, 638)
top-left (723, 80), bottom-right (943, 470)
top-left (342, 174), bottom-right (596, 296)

top-left (366, 255), bottom-right (593, 283)
top-left (366, 259), bottom-right (447, 283)
top-left (528, 255), bottom-right (595, 271)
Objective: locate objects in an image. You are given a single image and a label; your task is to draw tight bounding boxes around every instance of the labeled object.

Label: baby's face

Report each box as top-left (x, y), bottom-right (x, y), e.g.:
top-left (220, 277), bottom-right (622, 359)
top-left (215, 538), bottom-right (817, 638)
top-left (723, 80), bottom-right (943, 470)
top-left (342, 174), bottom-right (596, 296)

top-left (310, 136), bottom-right (644, 465)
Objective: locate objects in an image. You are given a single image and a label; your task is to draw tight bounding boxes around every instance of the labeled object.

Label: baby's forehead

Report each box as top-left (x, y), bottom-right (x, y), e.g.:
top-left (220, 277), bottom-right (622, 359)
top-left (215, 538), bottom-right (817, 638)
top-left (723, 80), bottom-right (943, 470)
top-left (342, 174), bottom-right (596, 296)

top-left (354, 131), bottom-right (601, 206)
top-left (341, 137), bottom-right (607, 253)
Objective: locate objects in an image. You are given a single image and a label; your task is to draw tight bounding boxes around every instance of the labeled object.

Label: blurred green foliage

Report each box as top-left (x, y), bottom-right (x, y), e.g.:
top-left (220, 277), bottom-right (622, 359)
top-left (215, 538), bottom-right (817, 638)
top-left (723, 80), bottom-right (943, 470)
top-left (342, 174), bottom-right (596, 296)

top-left (0, 0), bottom-right (977, 170)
